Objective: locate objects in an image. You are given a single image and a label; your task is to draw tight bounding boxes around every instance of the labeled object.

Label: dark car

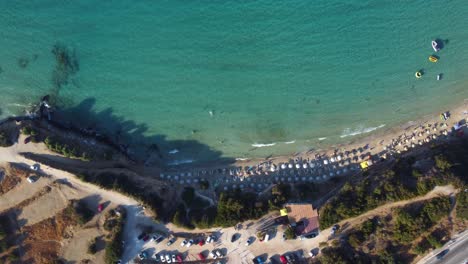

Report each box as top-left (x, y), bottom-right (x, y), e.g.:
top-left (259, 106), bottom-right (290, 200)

top-left (436, 249), bottom-right (449, 259)
top-left (231, 234), bottom-right (237, 242)
top-left (252, 256), bottom-right (264, 264)
top-left (142, 234), bottom-right (150, 242)
top-left (167, 236), bottom-right (176, 246)
top-left (137, 232), bottom-right (147, 240)
top-left (304, 233), bottom-right (317, 239)
top-left (155, 235), bottom-right (165, 243)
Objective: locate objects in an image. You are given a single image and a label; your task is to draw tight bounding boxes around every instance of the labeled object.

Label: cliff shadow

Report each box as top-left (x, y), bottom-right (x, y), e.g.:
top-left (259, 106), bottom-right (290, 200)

top-left (49, 97), bottom-right (236, 168)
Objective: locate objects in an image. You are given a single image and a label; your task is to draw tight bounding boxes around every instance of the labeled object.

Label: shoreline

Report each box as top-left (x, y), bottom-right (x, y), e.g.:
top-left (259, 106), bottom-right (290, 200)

top-left (1, 96), bottom-right (467, 174)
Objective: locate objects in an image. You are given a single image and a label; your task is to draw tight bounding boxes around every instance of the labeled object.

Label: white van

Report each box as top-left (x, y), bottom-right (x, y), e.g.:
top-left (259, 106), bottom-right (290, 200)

top-left (264, 234), bottom-right (270, 242)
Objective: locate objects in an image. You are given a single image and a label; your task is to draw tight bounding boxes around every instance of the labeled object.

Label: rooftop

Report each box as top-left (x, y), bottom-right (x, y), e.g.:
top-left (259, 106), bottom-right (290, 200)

top-left (284, 203), bottom-right (320, 235)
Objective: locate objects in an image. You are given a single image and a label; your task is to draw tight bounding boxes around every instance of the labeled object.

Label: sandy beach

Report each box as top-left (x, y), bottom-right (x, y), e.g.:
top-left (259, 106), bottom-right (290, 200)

top-left (158, 98), bottom-right (468, 187)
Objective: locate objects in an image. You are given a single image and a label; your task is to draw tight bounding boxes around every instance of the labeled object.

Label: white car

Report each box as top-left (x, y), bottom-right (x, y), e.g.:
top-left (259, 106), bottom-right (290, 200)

top-left (160, 254), bottom-right (166, 262)
top-left (165, 254), bottom-right (172, 263)
top-left (27, 176), bottom-right (38, 183)
top-left (30, 164), bottom-right (40, 171)
top-left (215, 250), bottom-right (223, 258)
top-left (180, 239), bottom-right (188, 247)
top-left (186, 239), bottom-right (194, 247)
top-left (209, 250), bottom-right (217, 259)
top-left (206, 235), bottom-right (213, 243)
top-left (171, 254), bottom-right (176, 262)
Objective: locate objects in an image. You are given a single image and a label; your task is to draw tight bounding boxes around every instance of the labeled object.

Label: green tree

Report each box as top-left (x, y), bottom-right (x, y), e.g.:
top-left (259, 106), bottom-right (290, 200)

top-left (284, 226), bottom-right (296, 240)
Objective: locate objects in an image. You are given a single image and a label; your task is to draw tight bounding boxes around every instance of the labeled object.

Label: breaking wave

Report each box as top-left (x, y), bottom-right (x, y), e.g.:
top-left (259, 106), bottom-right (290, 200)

top-left (340, 124), bottom-right (386, 138)
top-left (252, 142), bottom-right (277, 148)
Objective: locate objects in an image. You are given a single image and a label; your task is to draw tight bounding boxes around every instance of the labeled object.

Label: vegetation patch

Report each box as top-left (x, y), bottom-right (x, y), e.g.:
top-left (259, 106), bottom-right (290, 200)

top-left (44, 136), bottom-right (91, 161)
top-left (320, 154), bottom-right (460, 229)
top-left (104, 209), bottom-right (126, 264)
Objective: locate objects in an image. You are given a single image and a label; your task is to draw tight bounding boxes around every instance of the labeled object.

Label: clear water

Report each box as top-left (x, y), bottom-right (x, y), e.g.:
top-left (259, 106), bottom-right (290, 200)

top-left (1, 0), bottom-right (468, 163)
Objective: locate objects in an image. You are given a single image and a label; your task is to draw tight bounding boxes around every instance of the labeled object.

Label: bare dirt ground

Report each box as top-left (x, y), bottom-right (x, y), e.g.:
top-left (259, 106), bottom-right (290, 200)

top-left (0, 136), bottom-right (142, 263)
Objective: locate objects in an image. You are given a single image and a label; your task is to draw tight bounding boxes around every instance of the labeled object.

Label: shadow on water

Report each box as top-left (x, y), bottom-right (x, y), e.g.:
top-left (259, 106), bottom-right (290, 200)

top-left (50, 97), bottom-right (236, 168)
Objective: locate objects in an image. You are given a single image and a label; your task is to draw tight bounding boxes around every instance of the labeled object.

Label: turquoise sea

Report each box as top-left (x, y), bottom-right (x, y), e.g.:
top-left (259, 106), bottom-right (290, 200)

top-left (1, 0), bottom-right (468, 164)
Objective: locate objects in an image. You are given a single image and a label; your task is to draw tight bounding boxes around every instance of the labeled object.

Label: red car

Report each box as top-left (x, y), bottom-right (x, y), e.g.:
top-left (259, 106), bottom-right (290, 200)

top-left (98, 203), bottom-right (104, 212)
top-left (198, 252), bottom-right (206, 260)
top-left (198, 239), bottom-right (205, 246)
top-left (176, 255), bottom-right (183, 262)
top-left (280, 255), bottom-right (287, 264)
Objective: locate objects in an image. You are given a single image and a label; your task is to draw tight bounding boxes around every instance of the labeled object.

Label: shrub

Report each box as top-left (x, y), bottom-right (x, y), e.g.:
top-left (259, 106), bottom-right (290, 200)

top-left (21, 126), bottom-right (38, 136)
top-left (87, 237), bottom-right (98, 254)
top-left (0, 132), bottom-right (13, 147)
top-left (426, 234), bottom-right (443, 249)
top-left (104, 216), bottom-right (125, 264)
top-left (456, 189), bottom-right (468, 220)
top-left (434, 155), bottom-right (452, 171)
top-left (284, 226), bottom-right (296, 240)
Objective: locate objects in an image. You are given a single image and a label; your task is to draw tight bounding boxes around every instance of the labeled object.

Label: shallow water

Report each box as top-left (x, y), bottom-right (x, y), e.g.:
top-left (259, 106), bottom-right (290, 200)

top-left (1, 0), bottom-right (468, 163)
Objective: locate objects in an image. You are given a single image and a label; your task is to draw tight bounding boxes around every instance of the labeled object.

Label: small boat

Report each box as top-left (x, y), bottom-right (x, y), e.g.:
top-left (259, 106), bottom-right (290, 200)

top-left (437, 74), bottom-right (442, 80)
top-left (432, 40), bottom-right (440, 52)
top-left (415, 71), bottom-right (423, 78)
top-left (429, 55), bottom-right (438, 62)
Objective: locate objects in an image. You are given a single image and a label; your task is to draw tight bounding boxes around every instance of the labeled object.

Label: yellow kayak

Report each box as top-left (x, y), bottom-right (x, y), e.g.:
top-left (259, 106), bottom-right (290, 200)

top-left (429, 55), bottom-right (438, 62)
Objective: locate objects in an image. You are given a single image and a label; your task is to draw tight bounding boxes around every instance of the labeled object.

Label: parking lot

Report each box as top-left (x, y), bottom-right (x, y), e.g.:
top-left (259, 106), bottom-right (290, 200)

top-left (123, 212), bottom-right (329, 264)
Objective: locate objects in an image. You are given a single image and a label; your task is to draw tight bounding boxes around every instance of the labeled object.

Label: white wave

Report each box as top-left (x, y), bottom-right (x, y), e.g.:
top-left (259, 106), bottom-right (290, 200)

top-left (318, 137), bottom-right (327, 141)
top-left (340, 124), bottom-right (385, 138)
top-left (167, 159), bottom-right (194, 165)
top-left (252, 142), bottom-right (276, 148)
top-left (236, 157), bottom-right (249, 161)
top-left (283, 140), bottom-right (296, 144)
top-left (8, 103), bottom-right (30, 108)
top-left (168, 149), bottom-right (179, 154)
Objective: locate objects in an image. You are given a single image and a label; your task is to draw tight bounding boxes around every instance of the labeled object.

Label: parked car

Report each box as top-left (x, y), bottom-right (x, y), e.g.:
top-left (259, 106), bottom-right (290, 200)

top-left (198, 239), bottom-right (205, 246)
top-left (231, 234), bottom-right (237, 242)
top-left (180, 239), bottom-right (188, 247)
top-left (154, 253), bottom-right (161, 261)
top-left (245, 238), bottom-right (252, 246)
top-left (155, 235), bottom-right (165, 243)
top-left (137, 232), bottom-right (147, 240)
top-left (206, 235), bottom-right (213, 243)
top-left (264, 234), bottom-right (270, 242)
top-left (186, 239), bottom-right (194, 247)
top-left (30, 164), bottom-right (40, 171)
top-left (215, 250), bottom-right (223, 258)
top-left (165, 254), bottom-right (172, 263)
top-left (142, 234), bottom-right (150, 242)
top-left (176, 255), bottom-right (183, 262)
top-left (159, 254), bottom-right (166, 262)
top-left (209, 250), bottom-right (217, 259)
top-left (27, 176), bottom-right (39, 183)
top-left (151, 234), bottom-right (159, 242)
top-left (309, 250), bottom-right (317, 258)
top-left (171, 254), bottom-right (176, 262)
top-left (138, 251), bottom-right (148, 260)
top-left (252, 256), bottom-right (265, 264)
top-left (167, 237), bottom-right (176, 246)
top-left (198, 252), bottom-right (206, 260)
top-left (98, 203), bottom-right (104, 212)
top-left (280, 255), bottom-right (287, 264)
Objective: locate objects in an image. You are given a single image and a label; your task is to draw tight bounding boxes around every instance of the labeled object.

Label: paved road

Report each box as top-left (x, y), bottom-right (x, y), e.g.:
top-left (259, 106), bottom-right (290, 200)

top-left (421, 230), bottom-right (468, 264)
